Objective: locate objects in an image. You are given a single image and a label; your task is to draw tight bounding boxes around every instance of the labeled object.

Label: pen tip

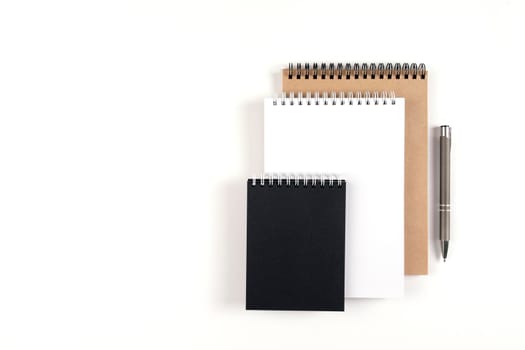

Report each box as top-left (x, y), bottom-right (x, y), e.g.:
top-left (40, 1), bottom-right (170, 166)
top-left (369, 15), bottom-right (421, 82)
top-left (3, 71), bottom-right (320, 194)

top-left (444, 258), bottom-right (446, 262)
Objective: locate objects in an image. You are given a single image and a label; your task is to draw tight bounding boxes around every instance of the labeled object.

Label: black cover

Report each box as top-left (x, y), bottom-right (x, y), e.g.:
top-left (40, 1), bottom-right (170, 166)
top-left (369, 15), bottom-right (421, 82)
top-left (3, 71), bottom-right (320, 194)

top-left (246, 179), bottom-right (346, 311)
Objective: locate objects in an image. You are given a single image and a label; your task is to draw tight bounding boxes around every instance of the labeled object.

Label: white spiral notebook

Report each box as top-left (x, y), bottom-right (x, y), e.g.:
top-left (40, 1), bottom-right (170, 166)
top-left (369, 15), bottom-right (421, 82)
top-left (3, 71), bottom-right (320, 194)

top-left (264, 92), bottom-right (405, 298)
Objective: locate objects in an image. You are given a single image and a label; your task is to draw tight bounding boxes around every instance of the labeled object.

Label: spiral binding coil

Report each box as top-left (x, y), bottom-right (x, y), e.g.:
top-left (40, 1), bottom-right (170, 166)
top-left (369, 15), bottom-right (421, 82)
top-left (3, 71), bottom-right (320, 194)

top-left (250, 174), bottom-right (344, 187)
top-left (287, 62), bottom-right (426, 80)
top-left (272, 91), bottom-right (396, 106)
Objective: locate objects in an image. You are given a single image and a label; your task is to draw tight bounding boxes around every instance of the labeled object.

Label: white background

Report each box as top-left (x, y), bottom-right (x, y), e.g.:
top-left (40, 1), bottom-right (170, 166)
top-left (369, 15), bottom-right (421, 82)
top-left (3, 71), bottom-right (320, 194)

top-left (0, 0), bottom-right (524, 349)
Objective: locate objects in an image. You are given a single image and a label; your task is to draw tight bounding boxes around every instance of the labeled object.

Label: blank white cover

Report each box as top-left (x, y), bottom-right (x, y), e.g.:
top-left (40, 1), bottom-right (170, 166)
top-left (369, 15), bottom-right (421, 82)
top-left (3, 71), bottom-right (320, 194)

top-left (264, 97), bottom-right (405, 298)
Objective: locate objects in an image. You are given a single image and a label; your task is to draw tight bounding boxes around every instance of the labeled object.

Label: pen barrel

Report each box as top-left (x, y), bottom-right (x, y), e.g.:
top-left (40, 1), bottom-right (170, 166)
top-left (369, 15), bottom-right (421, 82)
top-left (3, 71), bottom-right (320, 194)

top-left (439, 130), bottom-right (451, 241)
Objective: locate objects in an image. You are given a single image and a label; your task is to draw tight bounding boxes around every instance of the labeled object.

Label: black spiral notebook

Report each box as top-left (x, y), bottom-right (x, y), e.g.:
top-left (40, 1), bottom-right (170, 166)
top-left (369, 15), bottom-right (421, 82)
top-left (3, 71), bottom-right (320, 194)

top-left (246, 176), bottom-right (346, 311)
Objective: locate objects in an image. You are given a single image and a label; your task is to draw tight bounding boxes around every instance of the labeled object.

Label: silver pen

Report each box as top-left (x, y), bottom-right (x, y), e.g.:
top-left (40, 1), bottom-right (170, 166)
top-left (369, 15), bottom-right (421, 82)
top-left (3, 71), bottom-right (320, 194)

top-left (440, 126), bottom-right (451, 261)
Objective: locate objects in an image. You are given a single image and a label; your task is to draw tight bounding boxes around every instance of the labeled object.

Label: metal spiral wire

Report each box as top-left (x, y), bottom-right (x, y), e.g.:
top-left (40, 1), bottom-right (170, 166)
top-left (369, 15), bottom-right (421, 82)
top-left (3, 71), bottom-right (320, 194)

top-left (287, 62), bottom-right (426, 79)
top-left (272, 91), bottom-right (396, 106)
top-left (250, 174), bottom-right (344, 187)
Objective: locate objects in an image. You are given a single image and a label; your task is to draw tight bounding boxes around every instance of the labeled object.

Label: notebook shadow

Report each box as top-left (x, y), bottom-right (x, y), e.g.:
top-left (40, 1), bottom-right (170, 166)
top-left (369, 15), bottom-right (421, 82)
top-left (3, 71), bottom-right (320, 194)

top-left (430, 126), bottom-right (442, 262)
top-left (271, 70), bottom-right (281, 95)
top-left (242, 99), bottom-right (265, 176)
top-left (215, 99), bottom-right (263, 308)
top-left (217, 180), bottom-right (247, 308)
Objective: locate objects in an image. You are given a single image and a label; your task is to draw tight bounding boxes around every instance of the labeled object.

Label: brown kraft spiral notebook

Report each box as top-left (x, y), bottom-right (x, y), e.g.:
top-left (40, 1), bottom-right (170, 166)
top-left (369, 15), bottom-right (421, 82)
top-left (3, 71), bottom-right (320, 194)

top-left (282, 63), bottom-right (428, 275)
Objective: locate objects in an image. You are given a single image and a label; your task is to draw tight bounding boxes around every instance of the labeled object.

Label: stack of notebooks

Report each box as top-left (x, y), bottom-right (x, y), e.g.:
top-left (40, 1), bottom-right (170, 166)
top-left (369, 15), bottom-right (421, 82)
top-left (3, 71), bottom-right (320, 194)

top-left (246, 63), bottom-right (428, 311)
